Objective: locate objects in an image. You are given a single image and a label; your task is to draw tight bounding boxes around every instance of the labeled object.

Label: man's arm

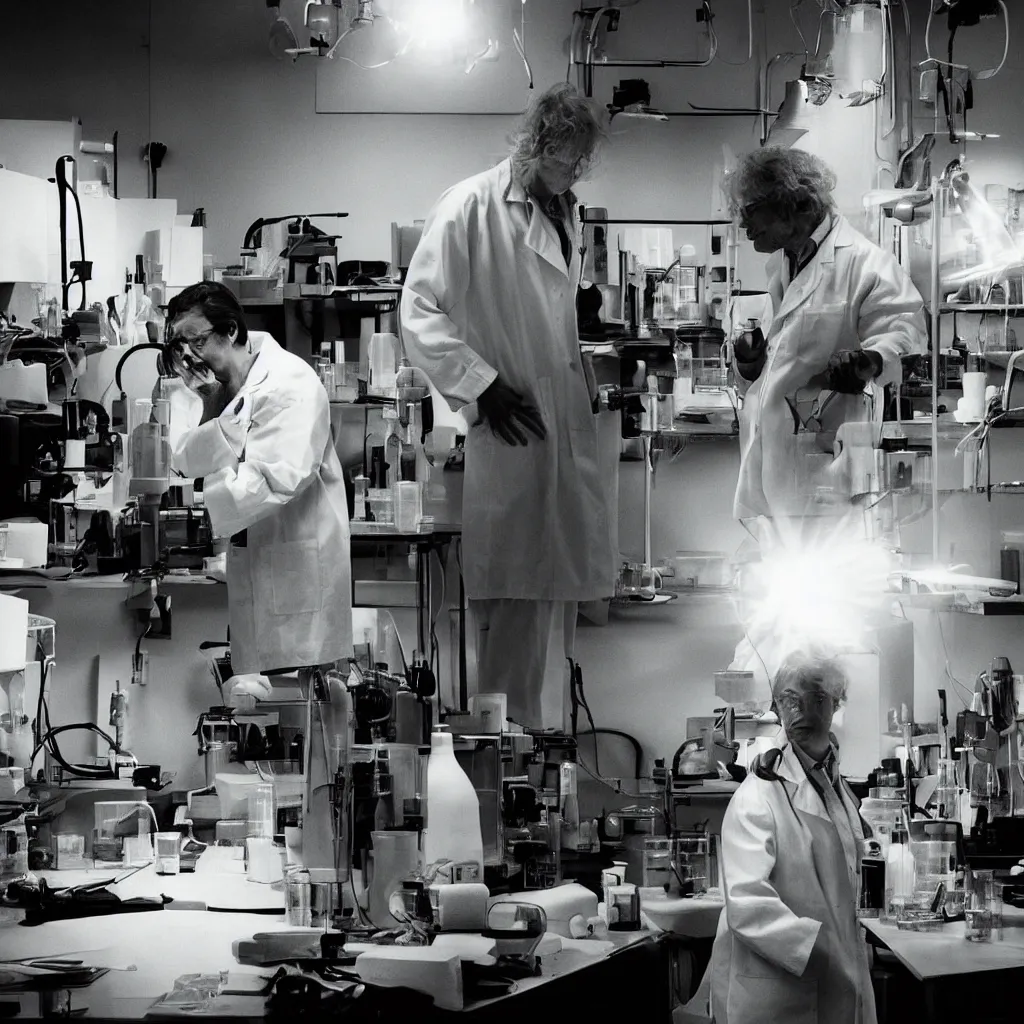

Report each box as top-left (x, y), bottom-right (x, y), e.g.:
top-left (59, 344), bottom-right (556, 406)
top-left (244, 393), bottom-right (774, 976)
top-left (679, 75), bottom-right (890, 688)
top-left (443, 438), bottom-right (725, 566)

top-left (857, 252), bottom-right (928, 388)
top-left (173, 383), bottom-right (330, 539)
top-left (720, 784), bottom-right (822, 977)
top-left (400, 189), bottom-right (497, 409)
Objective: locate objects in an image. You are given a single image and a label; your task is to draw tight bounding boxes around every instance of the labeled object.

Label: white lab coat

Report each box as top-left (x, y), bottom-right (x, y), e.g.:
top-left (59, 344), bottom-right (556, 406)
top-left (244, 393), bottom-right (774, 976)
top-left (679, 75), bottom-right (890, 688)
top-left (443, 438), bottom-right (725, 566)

top-left (710, 744), bottom-right (876, 1024)
top-left (400, 159), bottom-right (616, 602)
top-left (734, 216), bottom-right (926, 521)
top-left (172, 333), bottom-right (352, 674)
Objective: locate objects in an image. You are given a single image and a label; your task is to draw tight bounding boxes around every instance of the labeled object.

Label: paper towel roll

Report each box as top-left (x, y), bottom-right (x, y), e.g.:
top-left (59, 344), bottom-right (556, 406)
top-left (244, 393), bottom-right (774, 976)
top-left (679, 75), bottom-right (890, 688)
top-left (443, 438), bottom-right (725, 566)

top-left (430, 883), bottom-right (489, 931)
top-left (0, 595), bottom-right (28, 673)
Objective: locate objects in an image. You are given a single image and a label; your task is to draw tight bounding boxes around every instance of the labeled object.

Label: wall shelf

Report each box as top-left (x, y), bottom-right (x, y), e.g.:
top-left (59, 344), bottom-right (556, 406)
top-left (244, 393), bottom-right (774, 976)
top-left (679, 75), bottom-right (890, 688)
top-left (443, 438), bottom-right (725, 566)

top-left (937, 304), bottom-right (1024, 314)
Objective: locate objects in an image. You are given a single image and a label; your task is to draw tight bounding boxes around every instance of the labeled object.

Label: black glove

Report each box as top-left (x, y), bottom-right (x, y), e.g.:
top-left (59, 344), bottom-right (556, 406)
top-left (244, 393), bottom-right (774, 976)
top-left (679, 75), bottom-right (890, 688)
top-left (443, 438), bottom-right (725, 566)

top-left (824, 348), bottom-right (883, 394)
top-left (733, 330), bottom-right (768, 382)
top-left (473, 377), bottom-right (547, 446)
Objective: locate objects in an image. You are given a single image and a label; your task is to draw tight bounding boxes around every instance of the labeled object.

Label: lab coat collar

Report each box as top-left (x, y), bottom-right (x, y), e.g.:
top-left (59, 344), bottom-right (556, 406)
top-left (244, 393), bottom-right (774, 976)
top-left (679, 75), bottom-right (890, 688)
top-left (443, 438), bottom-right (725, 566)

top-left (237, 331), bottom-right (275, 393)
top-left (771, 213), bottom-right (852, 323)
top-left (502, 159), bottom-right (577, 279)
top-left (775, 743), bottom-right (831, 822)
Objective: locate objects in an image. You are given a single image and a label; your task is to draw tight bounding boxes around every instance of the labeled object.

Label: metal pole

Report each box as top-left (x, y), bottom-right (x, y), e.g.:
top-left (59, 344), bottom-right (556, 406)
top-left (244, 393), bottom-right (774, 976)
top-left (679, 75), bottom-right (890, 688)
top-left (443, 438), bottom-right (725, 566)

top-left (930, 178), bottom-right (942, 565)
top-left (643, 435), bottom-right (653, 568)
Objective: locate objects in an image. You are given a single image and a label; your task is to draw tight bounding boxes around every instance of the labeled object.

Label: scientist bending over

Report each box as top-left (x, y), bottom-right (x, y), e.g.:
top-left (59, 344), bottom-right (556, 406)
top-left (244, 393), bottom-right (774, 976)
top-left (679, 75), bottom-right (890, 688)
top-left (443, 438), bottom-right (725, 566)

top-left (164, 282), bottom-right (352, 674)
top-left (710, 647), bottom-right (875, 1024)
top-left (727, 148), bottom-right (926, 523)
top-left (400, 83), bottom-right (616, 729)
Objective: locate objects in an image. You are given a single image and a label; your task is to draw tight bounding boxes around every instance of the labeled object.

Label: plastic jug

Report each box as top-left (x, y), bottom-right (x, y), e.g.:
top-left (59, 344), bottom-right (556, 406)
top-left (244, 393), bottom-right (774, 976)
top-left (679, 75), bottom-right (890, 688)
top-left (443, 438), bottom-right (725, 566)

top-left (367, 830), bottom-right (420, 929)
top-left (423, 726), bottom-right (483, 882)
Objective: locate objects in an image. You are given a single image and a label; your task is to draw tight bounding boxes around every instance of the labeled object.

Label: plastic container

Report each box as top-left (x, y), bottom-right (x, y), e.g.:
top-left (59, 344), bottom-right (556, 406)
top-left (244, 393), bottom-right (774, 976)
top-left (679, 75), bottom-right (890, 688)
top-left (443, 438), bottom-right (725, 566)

top-left (896, 912), bottom-right (945, 932)
top-left (216, 771), bottom-right (304, 821)
top-left (422, 726), bottom-right (483, 882)
top-left (394, 481), bottom-right (423, 533)
top-left (366, 488), bottom-right (394, 526)
top-left (674, 551), bottom-right (731, 589)
top-left (999, 530), bottom-right (1024, 593)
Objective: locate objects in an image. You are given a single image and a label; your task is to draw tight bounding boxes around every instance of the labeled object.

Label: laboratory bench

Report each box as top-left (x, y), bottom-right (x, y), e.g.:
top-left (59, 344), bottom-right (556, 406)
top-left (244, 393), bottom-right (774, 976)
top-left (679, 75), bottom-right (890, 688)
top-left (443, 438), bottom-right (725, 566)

top-left (862, 905), bottom-right (1024, 1024)
top-left (0, 853), bottom-right (672, 1022)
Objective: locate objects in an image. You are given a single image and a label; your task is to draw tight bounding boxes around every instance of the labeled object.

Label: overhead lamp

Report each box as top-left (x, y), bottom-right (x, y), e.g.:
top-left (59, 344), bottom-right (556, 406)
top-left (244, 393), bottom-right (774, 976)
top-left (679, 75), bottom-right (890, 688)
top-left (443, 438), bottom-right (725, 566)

top-left (267, 0), bottom-right (298, 61)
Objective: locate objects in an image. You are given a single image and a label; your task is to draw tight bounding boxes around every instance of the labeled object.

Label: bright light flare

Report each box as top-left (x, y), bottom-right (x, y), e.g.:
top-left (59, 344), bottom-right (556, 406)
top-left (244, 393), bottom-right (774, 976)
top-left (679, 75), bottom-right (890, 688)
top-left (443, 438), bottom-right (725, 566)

top-left (398, 0), bottom-right (469, 50)
top-left (738, 516), bottom-right (895, 663)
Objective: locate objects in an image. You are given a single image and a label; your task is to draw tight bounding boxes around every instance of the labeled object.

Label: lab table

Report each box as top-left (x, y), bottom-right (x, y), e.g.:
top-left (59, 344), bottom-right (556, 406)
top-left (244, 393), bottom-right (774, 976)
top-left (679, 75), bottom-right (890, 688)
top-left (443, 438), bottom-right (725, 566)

top-left (862, 905), bottom-right (1024, 1023)
top-left (0, 856), bottom-right (671, 1021)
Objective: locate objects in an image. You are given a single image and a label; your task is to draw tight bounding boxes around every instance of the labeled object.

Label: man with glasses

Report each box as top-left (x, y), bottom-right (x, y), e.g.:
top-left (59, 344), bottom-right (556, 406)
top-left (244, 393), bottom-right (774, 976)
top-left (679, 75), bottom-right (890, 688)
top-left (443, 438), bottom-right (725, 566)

top-left (400, 83), bottom-right (616, 730)
top-left (161, 281), bottom-right (352, 677)
top-left (725, 147), bottom-right (926, 523)
top-left (708, 647), bottom-right (877, 1024)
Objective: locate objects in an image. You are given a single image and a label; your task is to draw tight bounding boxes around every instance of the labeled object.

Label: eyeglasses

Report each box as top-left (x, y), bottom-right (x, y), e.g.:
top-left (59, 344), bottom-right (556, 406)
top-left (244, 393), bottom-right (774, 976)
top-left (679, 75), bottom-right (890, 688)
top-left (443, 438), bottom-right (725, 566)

top-left (774, 691), bottom-right (835, 715)
top-left (166, 326), bottom-right (218, 354)
top-left (541, 152), bottom-right (589, 180)
top-left (737, 199), bottom-right (770, 226)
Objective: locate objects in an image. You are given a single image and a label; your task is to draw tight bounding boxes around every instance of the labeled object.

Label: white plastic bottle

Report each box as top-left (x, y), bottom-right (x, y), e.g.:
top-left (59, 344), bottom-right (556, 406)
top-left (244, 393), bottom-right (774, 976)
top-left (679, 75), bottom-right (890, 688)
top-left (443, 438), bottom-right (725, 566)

top-left (423, 725), bottom-right (484, 882)
top-left (883, 825), bottom-right (916, 921)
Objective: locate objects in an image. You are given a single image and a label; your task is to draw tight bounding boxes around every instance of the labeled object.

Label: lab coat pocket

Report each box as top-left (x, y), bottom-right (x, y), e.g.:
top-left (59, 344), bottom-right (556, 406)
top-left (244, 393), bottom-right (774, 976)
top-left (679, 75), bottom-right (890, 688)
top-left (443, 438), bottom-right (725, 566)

top-left (729, 972), bottom-right (817, 1024)
top-left (268, 540), bottom-right (322, 616)
top-left (798, 305), bottom-right (848, 373)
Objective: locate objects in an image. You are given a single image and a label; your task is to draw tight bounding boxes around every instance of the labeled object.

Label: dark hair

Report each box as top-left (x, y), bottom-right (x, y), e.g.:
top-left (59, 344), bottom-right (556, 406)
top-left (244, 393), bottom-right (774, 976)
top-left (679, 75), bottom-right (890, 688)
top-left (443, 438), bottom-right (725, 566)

top-left (166, 281), bottom-right (248, 347)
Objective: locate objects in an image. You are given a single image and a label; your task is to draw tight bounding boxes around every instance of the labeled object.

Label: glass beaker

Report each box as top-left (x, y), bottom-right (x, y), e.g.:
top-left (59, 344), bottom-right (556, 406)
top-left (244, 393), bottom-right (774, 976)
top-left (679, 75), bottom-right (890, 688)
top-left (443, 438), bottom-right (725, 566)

top-left (965, 888), bottom-right (992, 942)
top-left (247, 783), bottom-right (274, 839)
top-left (675, 834), bottom-right (711, 896)
top-left (367, 831), bottom-right (420, 929)
top-left (155, 832), bottom-right (180, 876)
top-left (642, 838), bottom-right (674, 892)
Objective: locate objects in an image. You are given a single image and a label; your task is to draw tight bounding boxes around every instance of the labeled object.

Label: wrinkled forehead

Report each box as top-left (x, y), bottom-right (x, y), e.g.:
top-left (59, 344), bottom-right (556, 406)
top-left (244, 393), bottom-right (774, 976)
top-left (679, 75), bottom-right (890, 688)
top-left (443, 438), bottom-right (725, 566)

top-left (772, 668), bottom-right (836, 697)
top-left (168, 307), bottom-right (209, 335)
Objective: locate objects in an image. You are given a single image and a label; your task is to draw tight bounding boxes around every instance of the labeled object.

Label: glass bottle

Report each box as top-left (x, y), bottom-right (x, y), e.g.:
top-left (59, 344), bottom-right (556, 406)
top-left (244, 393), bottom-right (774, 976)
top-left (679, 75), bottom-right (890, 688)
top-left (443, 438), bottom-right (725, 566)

top-left (672, 340), bottom-right (694, 418)
top-left (933, 759), bottom-right (960, 821)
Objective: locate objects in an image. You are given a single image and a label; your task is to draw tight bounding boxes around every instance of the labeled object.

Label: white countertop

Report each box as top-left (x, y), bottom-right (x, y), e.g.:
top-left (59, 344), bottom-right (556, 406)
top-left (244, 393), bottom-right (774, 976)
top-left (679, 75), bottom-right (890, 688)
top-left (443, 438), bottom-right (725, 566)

top-left (862, 905), bottom-right (1024, 981)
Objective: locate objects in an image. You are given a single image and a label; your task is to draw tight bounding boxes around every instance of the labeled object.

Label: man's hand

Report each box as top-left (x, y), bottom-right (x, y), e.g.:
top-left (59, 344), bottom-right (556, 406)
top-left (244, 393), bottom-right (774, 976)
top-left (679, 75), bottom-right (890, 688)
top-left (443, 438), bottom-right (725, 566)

top-left (473, 377), bottom-right (547, 446)
top-left (824, 348), bottom-right (883, 395)
top-left (197, 380), bottom-right (229, 424)
top-left (804, 928), bottom-right (829, 978)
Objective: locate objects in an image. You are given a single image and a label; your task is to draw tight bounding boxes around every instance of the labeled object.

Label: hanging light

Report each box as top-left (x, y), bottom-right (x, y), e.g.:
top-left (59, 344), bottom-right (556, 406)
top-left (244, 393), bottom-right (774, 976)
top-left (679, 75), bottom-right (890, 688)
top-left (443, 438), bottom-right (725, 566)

top-left (766, 74), bottom-right (831, 146)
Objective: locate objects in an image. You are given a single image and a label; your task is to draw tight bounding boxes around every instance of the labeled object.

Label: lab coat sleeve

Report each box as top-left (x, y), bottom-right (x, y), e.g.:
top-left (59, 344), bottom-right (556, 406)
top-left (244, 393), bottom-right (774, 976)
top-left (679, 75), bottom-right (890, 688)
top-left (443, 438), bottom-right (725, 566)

top-left (177, 383), bottom-right (330, 540)
top-left (720, 782), bottom-right (822, 977)
top-left (400, 189), bottom-right (498, 409)
top-left (856, 254), bottom-right (928, 389)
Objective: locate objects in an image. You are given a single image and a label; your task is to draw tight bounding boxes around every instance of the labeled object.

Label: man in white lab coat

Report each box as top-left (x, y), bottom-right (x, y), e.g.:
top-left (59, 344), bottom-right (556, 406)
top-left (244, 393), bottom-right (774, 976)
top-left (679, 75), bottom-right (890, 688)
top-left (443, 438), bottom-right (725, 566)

top-left (710, 647), bottom-right (876, 1024)
top-left (164, 282), bottom-right (352, 675)
top-left (726, 147), bottom-right (927, 524)
top-left (400, 83), bottom-right (616, 729)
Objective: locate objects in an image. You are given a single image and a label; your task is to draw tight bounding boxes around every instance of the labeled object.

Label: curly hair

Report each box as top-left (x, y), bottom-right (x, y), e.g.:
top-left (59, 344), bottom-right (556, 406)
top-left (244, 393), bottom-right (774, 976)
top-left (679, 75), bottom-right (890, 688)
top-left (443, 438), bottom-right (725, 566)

top-left (725, 147), bottom-right (837, 222)
top-left (509, 82), bottom-right (607, 181)
top-left (772, 645), bottom-right (850, 705)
